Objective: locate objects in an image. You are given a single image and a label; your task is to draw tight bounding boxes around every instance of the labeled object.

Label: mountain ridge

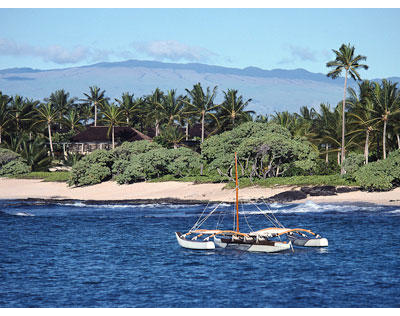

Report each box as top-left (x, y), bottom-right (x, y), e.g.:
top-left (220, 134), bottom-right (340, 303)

top-left (1, 59), bottom-right (399, 114)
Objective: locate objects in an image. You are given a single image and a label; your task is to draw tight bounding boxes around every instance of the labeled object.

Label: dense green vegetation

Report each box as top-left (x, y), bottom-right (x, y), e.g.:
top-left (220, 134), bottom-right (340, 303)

top-left (1, 43), bottom-right (399, 191)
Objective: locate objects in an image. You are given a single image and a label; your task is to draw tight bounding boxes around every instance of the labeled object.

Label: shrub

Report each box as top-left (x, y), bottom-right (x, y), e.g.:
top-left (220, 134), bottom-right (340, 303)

top-left (68, 149), bottom-right (114, 186)
top-left (343, 152), bottom-right (365, 175)
top-left (354, 150), bottom-right (400, 191)
top-left (115, 147), bottom-right (202, 184)
top-left (112, 140), bottom-right (162, 159)
top-left (0, 158), bottom-right (31, 176)
top-left (313, 159), bottom-right (340, 175)
top-left (0, 148), bottom-right (20, 166)
top-left (0, 148), bottom-right (31, 176)
top-left (201, 121), bottom-right (317, 178)
top-left (167, 147), bottom-right (202, 177)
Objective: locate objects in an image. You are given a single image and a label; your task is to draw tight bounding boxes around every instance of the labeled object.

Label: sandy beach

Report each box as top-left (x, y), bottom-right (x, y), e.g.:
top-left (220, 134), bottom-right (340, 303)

top-left (1, 177), bottom-right (400, 205)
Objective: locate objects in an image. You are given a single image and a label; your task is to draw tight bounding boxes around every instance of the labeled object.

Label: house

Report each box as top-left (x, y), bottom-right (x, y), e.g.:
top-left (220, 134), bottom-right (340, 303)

top-left (146, 123), bottom-right (210, 140)
top-left (61, 126), bottom-right (152, 155)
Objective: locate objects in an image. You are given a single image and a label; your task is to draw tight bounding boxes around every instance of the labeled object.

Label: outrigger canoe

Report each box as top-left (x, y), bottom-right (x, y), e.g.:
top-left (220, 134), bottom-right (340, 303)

top-left (175, 153), bottom-right (328, 253)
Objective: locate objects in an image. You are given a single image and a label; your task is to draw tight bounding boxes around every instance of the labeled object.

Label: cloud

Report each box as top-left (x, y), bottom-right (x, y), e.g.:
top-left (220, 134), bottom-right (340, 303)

top-left (132, 40), bottom-right (217, 62)
top-left (278, 45), bottom-right (318, 65)
top-left (0, 38), bottom-right (219, 65)
top-left (0, 38), bottom-right (111, 65)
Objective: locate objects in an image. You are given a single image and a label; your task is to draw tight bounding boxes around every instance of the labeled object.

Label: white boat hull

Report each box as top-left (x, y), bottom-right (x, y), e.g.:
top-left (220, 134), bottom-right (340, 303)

top-left (289, 236), bottom-right (328, 247)
top-left (214, 237), bottom-right (291, 253)
top-left (175, 232), bottom-right (215, 250)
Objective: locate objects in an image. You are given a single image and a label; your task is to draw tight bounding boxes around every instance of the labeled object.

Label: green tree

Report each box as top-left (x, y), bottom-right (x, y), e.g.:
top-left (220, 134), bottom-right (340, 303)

top-left (0, 92), bottom-right (12, 144)
top-left (347, 80), bottom-right (379, 164)
top-left (157, 89), bottom-right (185, 125)
top-left (370, 80), bottom-right (400, 159)
top-left (33, 102), bottom-right (59, 157)
top-left (64, 108), bottom-right (81, 132)
top-left (45, 90), bottom-right (76, 129)
top-left (115, 92), bottom-right (143, 125)
top-left (217, 89), bottom-right (254, 131)
top-left (145, 88), bottom-right (165, 136)
top-left (314, 103), bottom-right (357, 165)
top-left (183, 83), bottom-right (220, 143)
top-left (9, 95), bottom-right (36, 134)
top-left (82, 86), bottom-right (107, 127)
top-left (326, 43), bottom-right (368, 174)
top-left (159, 125), bottom-right (185, 149)
top-left (20, 138), bottom-right (52, 171)
top-left (100, 102), bottom-right (124, 149)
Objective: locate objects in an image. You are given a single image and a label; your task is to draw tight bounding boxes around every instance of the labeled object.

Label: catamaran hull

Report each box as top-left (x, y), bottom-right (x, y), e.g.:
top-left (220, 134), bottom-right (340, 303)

top-left (214, 237), bottom-right (291, 253)
top-left (175, 232), bottom-right (216, 250)
top-left (289, 236), bottom-right (328, 247)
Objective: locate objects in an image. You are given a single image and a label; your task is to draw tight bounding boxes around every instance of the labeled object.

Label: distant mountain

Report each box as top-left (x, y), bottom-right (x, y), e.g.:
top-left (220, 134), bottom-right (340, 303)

top-left (0, 59), bottom-right (399, 114)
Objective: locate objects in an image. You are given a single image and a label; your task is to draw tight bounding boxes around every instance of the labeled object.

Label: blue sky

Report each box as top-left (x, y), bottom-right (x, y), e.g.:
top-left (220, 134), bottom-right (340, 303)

top-left (1, 6), bottom-right (399, 79)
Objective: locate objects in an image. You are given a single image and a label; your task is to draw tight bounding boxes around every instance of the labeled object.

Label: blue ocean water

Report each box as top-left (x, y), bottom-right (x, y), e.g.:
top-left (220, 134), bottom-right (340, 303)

top-left (0, 199), bottom-right (399, 308)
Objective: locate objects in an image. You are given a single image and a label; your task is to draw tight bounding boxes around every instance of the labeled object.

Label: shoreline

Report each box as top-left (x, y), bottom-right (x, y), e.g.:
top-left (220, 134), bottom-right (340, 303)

top-left (1, 178), bottom-right (400, 206)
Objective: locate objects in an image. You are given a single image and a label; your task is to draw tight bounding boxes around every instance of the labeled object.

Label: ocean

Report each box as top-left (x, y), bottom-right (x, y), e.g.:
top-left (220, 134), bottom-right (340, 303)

top-left (0, 200), bottom-right (399, 308)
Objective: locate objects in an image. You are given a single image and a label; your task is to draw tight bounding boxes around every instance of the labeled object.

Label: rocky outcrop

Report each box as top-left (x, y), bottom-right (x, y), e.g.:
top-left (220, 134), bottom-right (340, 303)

top-left (267, 185), bottom-right (360, 203)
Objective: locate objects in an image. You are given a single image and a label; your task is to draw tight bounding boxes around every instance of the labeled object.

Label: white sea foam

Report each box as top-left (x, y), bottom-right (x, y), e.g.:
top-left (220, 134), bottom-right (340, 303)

top-left (387, 209), bottom-right (400, 214)
top-left (15, 212), bottom-right (34, 216)
top-left (237, 200), bottom-right (388, 214)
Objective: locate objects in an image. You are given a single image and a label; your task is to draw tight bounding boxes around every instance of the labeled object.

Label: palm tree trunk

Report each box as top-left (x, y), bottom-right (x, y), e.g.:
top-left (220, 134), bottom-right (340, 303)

top-left (383, 119), bottom-right (387, 159)
top-left (337, 150), bottom-right (340, 166)
top-left (112, 125), bottom-right (115, 149)
top-left (48, 123), bottom-right (54, 157)
top-left (185, 123), bottom-right (189, 141)
top-left (94, 102), bottom-right (97, 127)
top-left (155, 119), bottom-right (160, 137)
top-left (325, 144), bottom-right (329, 163)
top-left (365, 130), bottom-right (369, 164)
top-left (201, 112), bottom-right (205, 143)
top-left (341, 69), bottom-right (348, 174)
top-left (397, 133), bottom-right (400, 150)
top-left (0, 127), bottom-right (2, 144)
top-left (173, 143), bottom-right (178, 149)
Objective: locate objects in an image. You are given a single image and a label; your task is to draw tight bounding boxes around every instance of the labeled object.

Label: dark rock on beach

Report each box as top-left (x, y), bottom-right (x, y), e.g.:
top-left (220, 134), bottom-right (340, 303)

top-left (300, 186), bottom-right (337, 196)
top-left (336, 186), bottom-right (360, 193)
top-left (266, 190), bottom-right (308, 202)
top-left (266, 185), bottom-right (361, 203)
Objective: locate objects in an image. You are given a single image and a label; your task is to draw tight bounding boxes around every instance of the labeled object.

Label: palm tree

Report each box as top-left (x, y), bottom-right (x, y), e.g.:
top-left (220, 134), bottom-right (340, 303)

top-left (157, 89), bottom-right (185, 126)
top-left (392, 112), bottom-right (400, 150)
top-left (100, 102), bottom-right (124, 149)
top-left (326, 43), bottom-right (368, 174)
top-left (145, 88), bottom-right (165, 137)
top-left (217, 89), bottom-right (254, 131)
top-left (64, 109), bottom-right (81, 132)
top-left (183, 83), bottom-right (220, 143)
top-left (20, 137), bottom-right (53, 171)
top-left (296, 106), bottom-right (319, 143)
top-left (9, 95), bottom-right (35, 134)
top-left (160, 125), bottom-right (185, 149)
top-left (315, 103), bottom-right (351, 165)
top-left (370, 80), bottom-right (400, 159)
top-left (82, 86), bottom-right (106, 127)
top-left (0, 92), bottom-right (12, 144)
top-left (33, 102), bottom-right (59, 157)
top-left (254, 114), bottom-right (269, 123)
top-left (347, 81), bottom-right (379, 164)
top-left (271, 111), bottom-right (296, 131)
top-left (115, 92), bottom-right (142, 125)
top-left (46, 90), bottom-right (76, 129)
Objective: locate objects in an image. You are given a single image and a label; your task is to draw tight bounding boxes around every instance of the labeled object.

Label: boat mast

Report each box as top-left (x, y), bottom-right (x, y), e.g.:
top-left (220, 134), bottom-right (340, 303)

top-left (235, 152), bottom-right (239, 233)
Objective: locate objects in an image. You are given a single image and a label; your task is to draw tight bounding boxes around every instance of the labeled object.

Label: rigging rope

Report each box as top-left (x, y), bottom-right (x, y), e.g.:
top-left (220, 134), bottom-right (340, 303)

top-left (190, 202), bottom-right (222, 232)
top-left (241, 202), bottom-right (254, 232)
